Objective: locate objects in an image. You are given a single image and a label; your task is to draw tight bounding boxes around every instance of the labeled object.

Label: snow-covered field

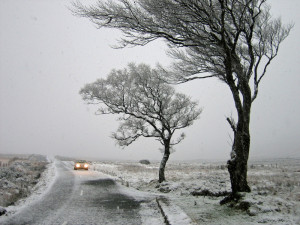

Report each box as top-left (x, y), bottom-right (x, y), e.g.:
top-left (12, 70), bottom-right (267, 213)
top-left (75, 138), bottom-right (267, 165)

top-left (90, 158), bottom-right (300, 225)
top-left (1, 155), bottom-right (299, 224)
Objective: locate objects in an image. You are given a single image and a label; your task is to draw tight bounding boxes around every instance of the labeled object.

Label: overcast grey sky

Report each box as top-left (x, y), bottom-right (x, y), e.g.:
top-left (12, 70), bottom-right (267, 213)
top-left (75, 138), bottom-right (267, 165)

top-left (0, 0), bottom-right (299, 161)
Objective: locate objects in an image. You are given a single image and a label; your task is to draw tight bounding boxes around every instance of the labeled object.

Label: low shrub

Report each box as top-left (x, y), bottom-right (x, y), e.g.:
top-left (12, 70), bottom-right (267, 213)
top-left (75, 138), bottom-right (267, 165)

top-left (139, 159), bottom-right (151, 165)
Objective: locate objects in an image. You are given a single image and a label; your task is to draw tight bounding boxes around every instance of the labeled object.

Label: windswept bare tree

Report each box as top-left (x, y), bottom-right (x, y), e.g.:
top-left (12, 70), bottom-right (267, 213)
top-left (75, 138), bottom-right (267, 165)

top-left (80, 63), bottom-right (202, 182)
top-left (73, 0), bottom-right (292, 201)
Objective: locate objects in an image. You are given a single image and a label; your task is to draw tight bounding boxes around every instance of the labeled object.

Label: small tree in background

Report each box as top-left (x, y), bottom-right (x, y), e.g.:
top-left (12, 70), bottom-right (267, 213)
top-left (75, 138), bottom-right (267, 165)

top-left (80, 63), bottom-right (202, 182)
top-left (73, 0), bottom-right (292, 201)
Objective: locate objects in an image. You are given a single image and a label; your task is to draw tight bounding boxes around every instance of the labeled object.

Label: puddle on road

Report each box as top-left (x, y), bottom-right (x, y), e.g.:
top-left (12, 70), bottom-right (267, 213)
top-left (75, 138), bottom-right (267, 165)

top-left (83, 178), bottom-right (116, 187)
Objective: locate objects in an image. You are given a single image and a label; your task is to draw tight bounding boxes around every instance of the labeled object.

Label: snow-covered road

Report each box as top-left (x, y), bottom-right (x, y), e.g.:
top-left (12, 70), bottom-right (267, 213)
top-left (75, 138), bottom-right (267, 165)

top-left (0, 160), bottom-right (165, 225)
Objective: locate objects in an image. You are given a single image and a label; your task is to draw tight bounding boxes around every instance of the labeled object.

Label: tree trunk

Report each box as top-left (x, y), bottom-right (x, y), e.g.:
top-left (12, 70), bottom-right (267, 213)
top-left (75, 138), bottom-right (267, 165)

top-left (222, 68), bottom-right (252, 203)
top-left (222, 97), bottom-right (252, 205)
top-left (227, 124), bottom-right (251, 194)
top-left (159, 141), bottom-right (170, 183)
top-left (221, 114), bottom-right (251, 205)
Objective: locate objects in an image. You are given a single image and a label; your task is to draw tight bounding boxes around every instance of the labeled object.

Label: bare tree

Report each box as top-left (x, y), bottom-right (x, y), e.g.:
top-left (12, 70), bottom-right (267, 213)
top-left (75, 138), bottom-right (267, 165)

top-left (73, 0), bottom-right (292, 201)
top-left (80, 63), bottom-right (202, 182)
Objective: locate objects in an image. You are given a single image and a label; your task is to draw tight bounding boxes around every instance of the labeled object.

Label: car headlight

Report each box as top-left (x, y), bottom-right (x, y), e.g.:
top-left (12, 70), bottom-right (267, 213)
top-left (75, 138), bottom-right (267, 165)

top-left (84, 164), bottom-right (88, 168)
top-left (76, 163), bottom-right (81, 167)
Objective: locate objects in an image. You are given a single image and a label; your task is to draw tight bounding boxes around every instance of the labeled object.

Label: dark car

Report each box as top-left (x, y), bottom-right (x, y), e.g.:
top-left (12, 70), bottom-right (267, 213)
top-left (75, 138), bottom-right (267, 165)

top-left (74, 160), bottom-right (89, 170)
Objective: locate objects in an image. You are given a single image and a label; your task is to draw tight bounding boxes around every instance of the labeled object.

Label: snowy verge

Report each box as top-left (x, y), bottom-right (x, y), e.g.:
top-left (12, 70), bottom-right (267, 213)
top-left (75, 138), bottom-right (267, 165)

top-left (0, 157), bottom-right (57, 218)
top-left (156, 197), bottom-right (196, 225)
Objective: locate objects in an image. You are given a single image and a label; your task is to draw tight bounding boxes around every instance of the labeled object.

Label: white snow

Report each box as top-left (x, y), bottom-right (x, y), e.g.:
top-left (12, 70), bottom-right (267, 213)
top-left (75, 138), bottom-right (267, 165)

top-left (139, 200), bottom-right (165, 225)
top-left (157, 198), bottom-right (195, 225)
top-left (1, 157), bottom-right (299, 224)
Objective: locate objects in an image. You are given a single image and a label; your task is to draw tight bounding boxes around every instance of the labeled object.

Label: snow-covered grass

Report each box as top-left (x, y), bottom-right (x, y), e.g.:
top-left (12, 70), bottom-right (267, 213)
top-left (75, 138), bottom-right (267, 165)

top-left (90, 159), bottom-right (300, 225)
top-left (0, 155), bottom-right (57, 217)
top-left (0, 155), bottom-right (49, 207)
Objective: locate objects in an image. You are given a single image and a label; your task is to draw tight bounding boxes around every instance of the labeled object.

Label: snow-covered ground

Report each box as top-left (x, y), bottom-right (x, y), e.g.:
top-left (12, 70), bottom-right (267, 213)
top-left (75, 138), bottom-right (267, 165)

top-left (90, 159), bottom-right (300, 225)
top-left (0, 155), bottom-right (57, 217)
top-left (0, 155), bottom-right (48, 206)
top-left (1, 156), bottom-right (299, 224)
